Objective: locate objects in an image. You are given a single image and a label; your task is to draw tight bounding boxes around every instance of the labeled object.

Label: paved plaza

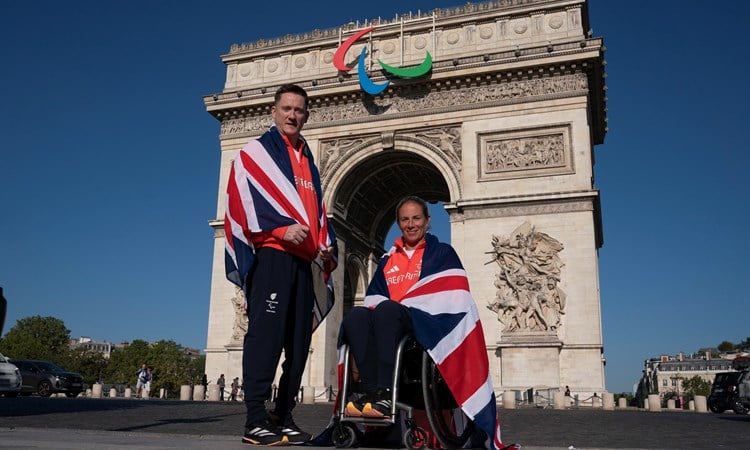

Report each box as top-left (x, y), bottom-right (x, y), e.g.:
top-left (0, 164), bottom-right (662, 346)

top-left (1, 397), bottom-right (749, 449)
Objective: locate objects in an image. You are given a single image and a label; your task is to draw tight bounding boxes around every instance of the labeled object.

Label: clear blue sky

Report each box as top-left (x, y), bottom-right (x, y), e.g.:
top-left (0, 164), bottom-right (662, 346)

top-left (1, 1), bottom-right (747, 394)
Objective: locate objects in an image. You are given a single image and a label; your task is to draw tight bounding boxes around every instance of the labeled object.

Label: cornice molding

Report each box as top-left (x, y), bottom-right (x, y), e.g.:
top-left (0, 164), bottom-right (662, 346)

top-left (223, 0), bottom-right (580, 59)
top-left (218, 72), bottom-right (588, 139)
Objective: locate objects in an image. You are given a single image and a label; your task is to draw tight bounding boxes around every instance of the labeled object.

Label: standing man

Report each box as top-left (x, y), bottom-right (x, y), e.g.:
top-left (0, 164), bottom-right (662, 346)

top-left (142, 367), bottom-right (153, 400)
top-left (231, 377), bottom-right (240, 401)
top-left (225, 84), bottom-right (337, 446)
top-left (134, 363), bottom-right (147, 399)
top-left (218, 373), bottom-right (226, 401)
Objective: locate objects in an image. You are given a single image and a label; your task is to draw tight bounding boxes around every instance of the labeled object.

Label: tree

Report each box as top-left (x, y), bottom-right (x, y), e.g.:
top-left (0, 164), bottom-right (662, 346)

top-left (681, 375), bottom-right (711, 401)
top-left (66, 347), bottom-right (108, 385)
top-left (717, 341), bottom-right (735, 352)
top-left (104, 339), bottom-right (205, 398)
top-left (0, 316), bottom-right (71, 362)
top-left (105, 339), bottom-right (152, 385)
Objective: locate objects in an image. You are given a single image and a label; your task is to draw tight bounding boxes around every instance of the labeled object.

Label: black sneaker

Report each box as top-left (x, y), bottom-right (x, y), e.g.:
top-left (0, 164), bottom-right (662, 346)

top-left (278, 419), bottom-right (312, 445)
top-left (242, 418), bottom-right (288, 446)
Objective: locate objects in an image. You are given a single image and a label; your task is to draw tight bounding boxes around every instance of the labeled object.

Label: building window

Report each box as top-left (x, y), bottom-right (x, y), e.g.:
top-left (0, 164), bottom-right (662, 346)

top-left (663, 379), bottom-right (668, 387)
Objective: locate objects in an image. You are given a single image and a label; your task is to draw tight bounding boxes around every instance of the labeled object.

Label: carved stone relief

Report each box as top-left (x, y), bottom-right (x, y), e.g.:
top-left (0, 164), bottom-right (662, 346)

top-left (318, 127), bottom-right (463, 182)
top-left (486, 133), bottom-right (564, 171)
top-left (479, 124), bottom-right (573, 181)
top-left (219, 73), bottom-right (588, 138)
top-left (413, 127), bottom-right (462, 166)
top-left (319, 137), bottom-right (373, 176)
top-left (486, 221), bottom-right (567, 333)
top-left (230, 287), bottom-right (248, 344)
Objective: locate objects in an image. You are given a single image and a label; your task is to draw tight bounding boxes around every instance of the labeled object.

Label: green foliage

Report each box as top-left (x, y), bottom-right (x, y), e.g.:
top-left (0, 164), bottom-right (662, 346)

top-left (681, 375), bottom-right (711, 400)
top-left (104, 339), bottom-right (205, 398)
top-left (105, 339), bottom-right (151, 385)
top-left (146, 340), bottom-right (189, 397)
top-left (713, 338), bottom-right (750, 352)
top-left (0, 316), bottom-right (205, 397)
top-left (66, 347), bottom-right (108, 385)
top-left (614, 392), bottom-right (634, 406)
top-left (0, 316), bottom-right (71, 362)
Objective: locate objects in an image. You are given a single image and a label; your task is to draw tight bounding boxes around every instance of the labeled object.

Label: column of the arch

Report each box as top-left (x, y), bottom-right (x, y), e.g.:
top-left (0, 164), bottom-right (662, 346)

top-left (205, 142), bottom-right (247, 389)
top-left (307, 228), bottom-right (348, 396)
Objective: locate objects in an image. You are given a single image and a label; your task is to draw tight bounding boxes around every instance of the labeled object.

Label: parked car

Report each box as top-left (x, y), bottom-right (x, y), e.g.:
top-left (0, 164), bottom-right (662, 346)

top-left (0, 352), bottom-right (22, 397)
top-left (708, 370), bottom-right (744, 413)
top-left (733, 369), bottom-right (750, 414)
top-left (9, 359), bottom-right (83, 397)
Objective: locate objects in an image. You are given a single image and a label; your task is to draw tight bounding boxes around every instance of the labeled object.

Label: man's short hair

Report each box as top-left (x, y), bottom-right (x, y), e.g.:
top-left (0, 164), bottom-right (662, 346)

top-left (274, 84), bottom-right (309, 109)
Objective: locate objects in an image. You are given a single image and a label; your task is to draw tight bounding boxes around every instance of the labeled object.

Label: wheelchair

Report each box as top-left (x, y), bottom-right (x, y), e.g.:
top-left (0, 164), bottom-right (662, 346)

top-left (332, 336), bottom-right (476, 449)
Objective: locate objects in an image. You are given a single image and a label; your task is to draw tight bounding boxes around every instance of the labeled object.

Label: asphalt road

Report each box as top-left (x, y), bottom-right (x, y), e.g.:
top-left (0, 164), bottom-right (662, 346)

top-left (1, 397), bottom-right (749, 449)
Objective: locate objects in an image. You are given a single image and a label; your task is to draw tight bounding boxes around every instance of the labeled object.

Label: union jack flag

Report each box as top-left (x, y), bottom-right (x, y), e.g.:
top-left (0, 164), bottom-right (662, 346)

top-left (224, 126), bottom-right (336, 330)
top-left (364, 233), bottom-right (509, 450)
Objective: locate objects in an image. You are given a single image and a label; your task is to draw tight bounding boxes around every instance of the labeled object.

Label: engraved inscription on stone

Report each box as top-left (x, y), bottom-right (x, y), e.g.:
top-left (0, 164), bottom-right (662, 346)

top-left (486, 222), bottom-right (567, 333)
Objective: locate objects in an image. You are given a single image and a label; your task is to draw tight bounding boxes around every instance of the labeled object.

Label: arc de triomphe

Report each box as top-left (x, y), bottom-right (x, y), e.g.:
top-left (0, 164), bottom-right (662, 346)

top-left (203, 0), bottom-right (607, 398)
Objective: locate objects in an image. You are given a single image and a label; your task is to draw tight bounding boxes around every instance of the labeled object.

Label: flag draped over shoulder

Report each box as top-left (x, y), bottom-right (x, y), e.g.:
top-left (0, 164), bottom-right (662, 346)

top-left (364, 234), bottom-right (505, 450)
top-left (224, 126), bottom-right (336, 330)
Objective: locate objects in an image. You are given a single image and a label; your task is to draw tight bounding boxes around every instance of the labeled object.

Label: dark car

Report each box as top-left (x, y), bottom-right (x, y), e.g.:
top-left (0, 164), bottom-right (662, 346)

top-left (0, 286), bottom-right (6, 336)
top-left (708, 371), bottom-right (744, 413)
top-left (9, 359), bottom-right (84, 397)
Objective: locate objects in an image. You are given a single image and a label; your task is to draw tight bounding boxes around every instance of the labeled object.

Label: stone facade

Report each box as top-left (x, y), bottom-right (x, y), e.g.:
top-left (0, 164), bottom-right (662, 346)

top-left (203, 0), bottom-right (607, 399)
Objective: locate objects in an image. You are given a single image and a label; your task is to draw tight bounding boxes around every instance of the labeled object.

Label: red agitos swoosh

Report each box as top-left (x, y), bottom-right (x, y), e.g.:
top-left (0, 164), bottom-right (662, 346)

top-left (333, 26), bottom-right (375, 72)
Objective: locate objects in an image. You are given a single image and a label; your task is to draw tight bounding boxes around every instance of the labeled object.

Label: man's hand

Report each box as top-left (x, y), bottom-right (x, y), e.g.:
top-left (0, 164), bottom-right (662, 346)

top-left (283, 224), bottom-right (309, 245)
top-left (318, 246), bottom-right (337, 272)
top-left (318, 246), bottom-right (335, 262)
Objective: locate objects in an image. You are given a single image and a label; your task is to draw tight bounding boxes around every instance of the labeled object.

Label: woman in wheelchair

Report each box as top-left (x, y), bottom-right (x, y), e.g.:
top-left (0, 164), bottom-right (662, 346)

top-left (336, 195), bottom-right (517, 450)
top-left (339, 195), bottom-right (427, 418)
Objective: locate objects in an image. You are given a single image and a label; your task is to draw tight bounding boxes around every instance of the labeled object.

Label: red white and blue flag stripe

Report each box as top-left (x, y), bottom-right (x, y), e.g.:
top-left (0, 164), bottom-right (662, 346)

top-left (224, 126), bottom-right (336, 330)
top-left (364, 234), bottom-right (506, 450)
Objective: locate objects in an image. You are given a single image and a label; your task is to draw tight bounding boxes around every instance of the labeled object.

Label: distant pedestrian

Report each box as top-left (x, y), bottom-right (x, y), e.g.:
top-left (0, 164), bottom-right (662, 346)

top-left (564, 386), bottom-right (571, 397)
top-left (143, 367), bottom-right (153, 399)
top-left (135, 363), bottom-right (148, 398)
top-left (231, 377), bottom-right (240, 401)
top-left (218, 374), bottom-right (226, 401)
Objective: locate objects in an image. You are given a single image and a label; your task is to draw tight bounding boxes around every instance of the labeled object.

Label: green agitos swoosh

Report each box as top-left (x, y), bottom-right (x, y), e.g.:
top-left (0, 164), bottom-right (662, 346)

top-left (377, 51), bottom-right (432, 78)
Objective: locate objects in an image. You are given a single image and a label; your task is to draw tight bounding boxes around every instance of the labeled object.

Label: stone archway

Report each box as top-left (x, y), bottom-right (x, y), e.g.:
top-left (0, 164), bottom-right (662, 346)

top-left (325, 147), bottom-right (452, 248)
top-left (204, 0), bottom-right (608, 399)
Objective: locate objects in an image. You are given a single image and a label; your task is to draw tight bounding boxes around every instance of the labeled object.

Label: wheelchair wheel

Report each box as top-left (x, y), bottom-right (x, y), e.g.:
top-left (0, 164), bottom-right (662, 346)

top-left (332, 422), bottom-right (358, 448)
top-left (404, 426), bottom-right (428, 450)
top-left (421, 351), bottom-right (475, 449)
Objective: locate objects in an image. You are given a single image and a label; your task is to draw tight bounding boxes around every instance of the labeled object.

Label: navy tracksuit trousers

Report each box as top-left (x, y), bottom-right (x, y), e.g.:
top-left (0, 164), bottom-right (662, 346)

top-left (340, 300), bottom-right (412, 392)
top-left (242, 248), bottom-right (313, 427)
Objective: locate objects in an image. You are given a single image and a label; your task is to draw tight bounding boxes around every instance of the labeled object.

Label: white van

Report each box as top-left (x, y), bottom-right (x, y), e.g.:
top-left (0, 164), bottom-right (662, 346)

top-left (0, 351), bottom-right (22, 397)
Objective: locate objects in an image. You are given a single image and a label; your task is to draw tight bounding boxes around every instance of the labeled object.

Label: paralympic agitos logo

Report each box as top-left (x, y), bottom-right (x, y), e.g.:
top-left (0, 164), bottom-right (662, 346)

top-left (333, 26), bottom-right (432, 96)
